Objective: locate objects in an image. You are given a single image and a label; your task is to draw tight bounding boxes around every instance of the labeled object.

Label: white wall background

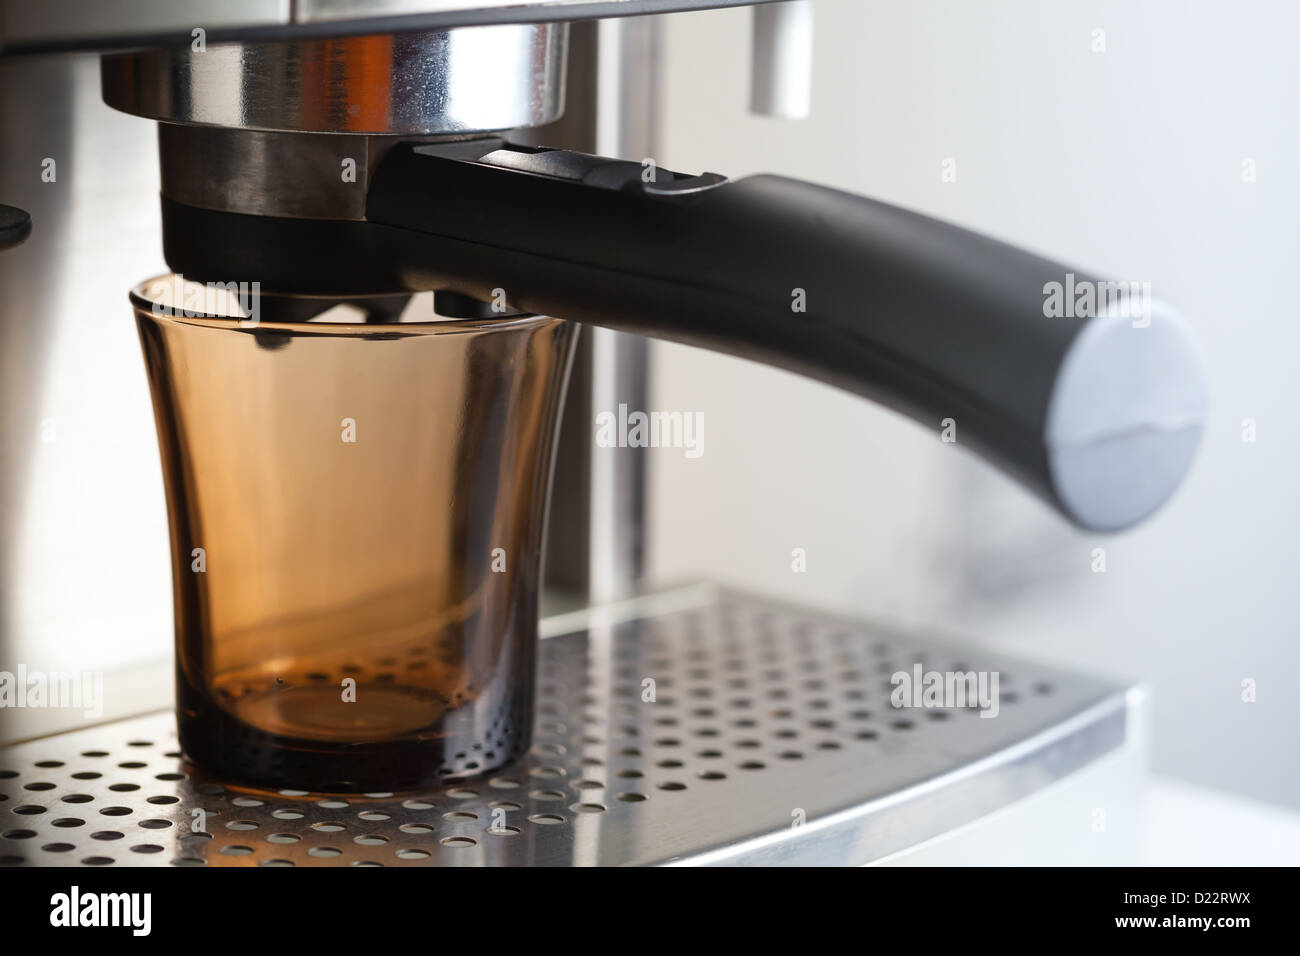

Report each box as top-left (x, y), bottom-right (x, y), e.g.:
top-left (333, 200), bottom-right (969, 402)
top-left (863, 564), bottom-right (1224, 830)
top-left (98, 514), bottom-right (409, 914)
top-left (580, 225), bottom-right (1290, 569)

top-left (646, 0), bottom-right (1300, 808)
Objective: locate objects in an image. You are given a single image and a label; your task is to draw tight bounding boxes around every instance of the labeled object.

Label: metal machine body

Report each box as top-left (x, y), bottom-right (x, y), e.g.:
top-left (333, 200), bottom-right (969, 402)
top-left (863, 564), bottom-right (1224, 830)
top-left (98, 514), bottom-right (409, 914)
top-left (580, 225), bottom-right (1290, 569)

top-left (0, 8), bottom-right (678, 743)
top-left (0, 0), bottom-right (1157, 865)
top-left (0, 587), bottom-right (1146, 866)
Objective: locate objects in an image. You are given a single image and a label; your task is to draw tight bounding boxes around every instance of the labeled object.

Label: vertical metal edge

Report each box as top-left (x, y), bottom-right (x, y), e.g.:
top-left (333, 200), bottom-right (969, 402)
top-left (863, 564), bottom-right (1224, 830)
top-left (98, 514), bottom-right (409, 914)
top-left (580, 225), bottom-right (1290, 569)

top-left (586, 15), bottom-right (659, 604)
top-left (532, 21), bottom-right (598, 605)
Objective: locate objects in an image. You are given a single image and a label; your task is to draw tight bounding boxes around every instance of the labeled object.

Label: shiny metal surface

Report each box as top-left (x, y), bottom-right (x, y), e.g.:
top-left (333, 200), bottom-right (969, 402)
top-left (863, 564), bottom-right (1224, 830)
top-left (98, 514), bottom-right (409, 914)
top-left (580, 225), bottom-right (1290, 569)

top-left (0, 588), bottom-right (1131, 866)
top-left (586, 16), bottom-right (659, 603)
top-left (101, 24), bottom-right (568, 135)
top-left (295, 0), bottom-right (768, 23)
top-left (0, 53), bottom-right (173, 747)
top-left (750, 0), bottom-right (813, 119)
top-left (530, 22), bottom-right (602, 600)
top-left (0, 32), bottom-right (614, 748)
top-left (1, 2), bottom-right (779, 55)
top-left (155, 125), bottom-right (463, 219)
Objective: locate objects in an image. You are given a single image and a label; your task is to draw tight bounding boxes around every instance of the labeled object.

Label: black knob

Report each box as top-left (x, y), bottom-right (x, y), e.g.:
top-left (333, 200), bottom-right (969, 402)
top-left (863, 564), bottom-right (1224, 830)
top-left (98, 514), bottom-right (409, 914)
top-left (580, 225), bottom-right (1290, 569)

top-left (0, 204), bottom-right (31, 250)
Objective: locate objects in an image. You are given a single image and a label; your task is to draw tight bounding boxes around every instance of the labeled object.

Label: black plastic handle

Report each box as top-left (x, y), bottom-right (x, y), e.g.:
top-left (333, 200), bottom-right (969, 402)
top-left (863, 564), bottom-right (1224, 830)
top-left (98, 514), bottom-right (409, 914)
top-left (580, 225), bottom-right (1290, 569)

top-left (156, 143), bottom-right (1206, 530)
top-left (360, 144), bottom-right (1206, 531)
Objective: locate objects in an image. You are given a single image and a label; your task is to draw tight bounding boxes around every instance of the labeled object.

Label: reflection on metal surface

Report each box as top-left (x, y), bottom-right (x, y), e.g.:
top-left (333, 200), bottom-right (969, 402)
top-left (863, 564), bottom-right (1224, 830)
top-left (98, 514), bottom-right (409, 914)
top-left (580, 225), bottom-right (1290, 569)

top-left (296, 0), bottom-right (751, 23)
top-left (102, 24), bottom-right (568, 135)
top-left (156, 125), bottom-right (415, 220)
top-left (0, 590), bottom-right (1130, 866)
top-left (750, 0), bottom-right (813, 119)
top-left (1, 2), bottom-right (780, 55)
top-left (586, 15), bottom-right (659, 604)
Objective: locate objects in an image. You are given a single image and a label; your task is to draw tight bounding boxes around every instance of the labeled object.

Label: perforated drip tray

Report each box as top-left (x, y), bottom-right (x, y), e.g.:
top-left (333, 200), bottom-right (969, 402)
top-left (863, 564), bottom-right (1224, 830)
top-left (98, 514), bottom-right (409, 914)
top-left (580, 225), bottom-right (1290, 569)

top-left (1, 586), bottom-right (1131, 866)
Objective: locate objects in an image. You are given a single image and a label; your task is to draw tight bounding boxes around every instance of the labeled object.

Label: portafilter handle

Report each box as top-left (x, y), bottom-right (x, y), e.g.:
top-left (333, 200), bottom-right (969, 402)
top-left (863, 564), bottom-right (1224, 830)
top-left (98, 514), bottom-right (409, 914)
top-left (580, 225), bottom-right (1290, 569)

top-left (160, 141), bottom-right (1209, 531)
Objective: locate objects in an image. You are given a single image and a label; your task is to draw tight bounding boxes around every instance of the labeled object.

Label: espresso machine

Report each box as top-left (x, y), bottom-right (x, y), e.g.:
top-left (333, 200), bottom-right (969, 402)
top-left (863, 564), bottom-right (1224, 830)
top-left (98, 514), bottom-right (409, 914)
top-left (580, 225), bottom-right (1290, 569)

top-left (0, 1), bottom-right (1203, 865)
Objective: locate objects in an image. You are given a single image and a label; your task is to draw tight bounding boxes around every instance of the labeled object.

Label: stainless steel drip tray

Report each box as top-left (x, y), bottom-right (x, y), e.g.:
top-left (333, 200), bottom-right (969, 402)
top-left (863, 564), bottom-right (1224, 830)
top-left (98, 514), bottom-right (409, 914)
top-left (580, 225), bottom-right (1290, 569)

top-left (0, 586), bottom-right (1132, 866)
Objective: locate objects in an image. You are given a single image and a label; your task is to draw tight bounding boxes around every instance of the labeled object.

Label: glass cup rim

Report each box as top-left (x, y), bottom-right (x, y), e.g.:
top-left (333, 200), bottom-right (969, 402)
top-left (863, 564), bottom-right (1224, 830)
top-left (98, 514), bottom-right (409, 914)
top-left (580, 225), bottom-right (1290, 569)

top-left (130, 273), bottom-right (554, 337)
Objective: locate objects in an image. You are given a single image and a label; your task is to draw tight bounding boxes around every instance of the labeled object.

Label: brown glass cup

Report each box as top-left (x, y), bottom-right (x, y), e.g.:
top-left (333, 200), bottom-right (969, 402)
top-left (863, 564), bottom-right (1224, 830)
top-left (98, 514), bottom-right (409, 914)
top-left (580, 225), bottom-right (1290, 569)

top-left (131, 276), bottom-right (576, 792)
